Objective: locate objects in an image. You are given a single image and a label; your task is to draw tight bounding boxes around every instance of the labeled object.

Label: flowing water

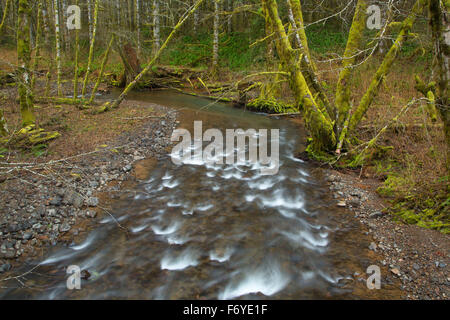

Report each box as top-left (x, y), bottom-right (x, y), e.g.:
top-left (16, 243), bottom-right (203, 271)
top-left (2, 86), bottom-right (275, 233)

top-left (0, 91), bottom-right (402, 299)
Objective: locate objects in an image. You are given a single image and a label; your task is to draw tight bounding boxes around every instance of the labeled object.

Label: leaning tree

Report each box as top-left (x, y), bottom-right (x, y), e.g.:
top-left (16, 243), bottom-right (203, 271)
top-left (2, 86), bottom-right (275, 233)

top-left (263, 0), bottom-right (441, 164)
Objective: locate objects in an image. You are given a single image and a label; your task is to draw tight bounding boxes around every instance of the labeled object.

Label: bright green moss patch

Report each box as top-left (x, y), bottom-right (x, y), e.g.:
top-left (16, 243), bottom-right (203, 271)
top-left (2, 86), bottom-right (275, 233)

top-left (379, 175), bottom-right (450, 234)
top-left (246, 98), bottom-right (297, 114)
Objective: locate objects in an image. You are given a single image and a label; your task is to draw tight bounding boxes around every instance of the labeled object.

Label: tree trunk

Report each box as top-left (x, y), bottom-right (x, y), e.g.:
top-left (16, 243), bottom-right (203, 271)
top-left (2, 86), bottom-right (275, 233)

top-left (31, 0), bottom-right (43, 91)
top-left (73, 0), bottom-right (80, 101)
top-left (18, 0), bottom-right (35, 127)
top-left (212, 0), bottom-right (220, 77)
top-left (87, 0), bottom-right (93, 43)
top-left (153, 0), bottom-right (161, 55)
top-left (263, 0), bottom-right (336, 153)
top-left (82, 0), bottom-right (99, 99)
top-left (335, 0), bottom-right (368, 133)
top-left (117, 42), bottom-right (142, 87)
top-left (0, 0), bottom-right (10, 34)
top-left (89, 35), bottom-right (114, 104)
top-left (429, 0), bottom-right (450, 169)
top-left (0, 109), bottom-right (7, 136)
top-left (287, 0), bottom-right (333, 121)
top-left (135, 0), bottom-right (141, 55)
top-left (349, 0), bottom-right (428, 132)
top-left (54, 0), bottom-right (62, 96)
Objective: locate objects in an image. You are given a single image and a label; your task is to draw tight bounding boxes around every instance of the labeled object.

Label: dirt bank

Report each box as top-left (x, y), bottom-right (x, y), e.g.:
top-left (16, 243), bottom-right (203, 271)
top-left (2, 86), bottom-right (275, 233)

top-left (324, 169), bottom-right (449, 300)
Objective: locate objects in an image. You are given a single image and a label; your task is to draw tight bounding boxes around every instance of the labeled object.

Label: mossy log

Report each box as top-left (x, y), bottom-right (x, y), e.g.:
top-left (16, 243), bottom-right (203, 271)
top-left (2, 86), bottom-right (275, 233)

top-left (2, 124), bottom-right (60, 147)
top-left (247, 98), bottom-right (296, 114)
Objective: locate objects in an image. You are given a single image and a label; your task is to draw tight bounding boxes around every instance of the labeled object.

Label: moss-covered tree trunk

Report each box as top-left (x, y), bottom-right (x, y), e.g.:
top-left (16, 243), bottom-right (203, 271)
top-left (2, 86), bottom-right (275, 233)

top-left (0, 0), bottom-right (10, 34)
top-left (264, 0), bottom-right (336, 153)
top-left (335, 0), bottom-right (367, 133)
top-left (17, 0), bottom-right (35, 127)
top-left (31, 0), bottom-right (43, 91)
top-left (82, 0), bottom-right (99, 99)
top-left (287, 0), bottom-right (334, 122)
top-left (89, 35), bottom-right (114, 104)
top-left (0, 0), bottom-right (11, 135)
top-left (349, 0), bottom-right (428, 132)
top-left (429, 0), bottom-right (450, 169)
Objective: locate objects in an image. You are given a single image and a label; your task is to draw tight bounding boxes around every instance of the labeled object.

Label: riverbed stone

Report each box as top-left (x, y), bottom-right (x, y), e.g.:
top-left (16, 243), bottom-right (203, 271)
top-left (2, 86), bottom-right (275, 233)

top-left (86, 197), bottom-right (99, 207)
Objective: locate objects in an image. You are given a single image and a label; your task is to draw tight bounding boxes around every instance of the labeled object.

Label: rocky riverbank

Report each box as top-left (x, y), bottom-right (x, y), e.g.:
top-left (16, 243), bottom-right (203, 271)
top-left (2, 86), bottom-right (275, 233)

top-left (0, 100), bottom-right (177, 275)
top-left (324, 169), bottom-right (449, 300)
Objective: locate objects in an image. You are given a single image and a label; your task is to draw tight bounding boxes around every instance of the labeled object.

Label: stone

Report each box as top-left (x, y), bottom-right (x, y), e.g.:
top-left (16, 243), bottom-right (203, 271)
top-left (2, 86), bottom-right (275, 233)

top-left (123, 164), bottom-right (132, 172)
top-left (50, 196), bottom-right (62, 206)
top-left (391, 268), bottom-right (401, 276)
top-left (59, 223), bottom-right (71, 233)
top-left (348, 199), bottom-right (360, 207)
top-left (86, 197), bottom-right (99, 207)
top-left (369, 211), bottom-right (384, 219)
top-left (86, 210), bottom-right (97, 218)
top-left (22, 232), bottom-right (33, 240)
top-left (337, 201), bottom-right (346, 207)
top-left (0, 249), bottom-right (16, 259)
top-left (0, 263), bottom-right (12, 273)
top-left (369, 242), bottom-right (377, 251)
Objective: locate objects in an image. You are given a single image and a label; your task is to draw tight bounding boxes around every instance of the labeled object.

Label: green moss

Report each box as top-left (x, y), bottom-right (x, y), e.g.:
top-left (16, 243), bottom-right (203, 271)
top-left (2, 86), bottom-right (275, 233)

top-left (246, 98), bottom-right (296, 114)
top-left (377, 174), bottom-right (409, 197)
top-left (305, 141), bottom-right (336, 163)
top-left (380, 179), bottom-right (450, 234)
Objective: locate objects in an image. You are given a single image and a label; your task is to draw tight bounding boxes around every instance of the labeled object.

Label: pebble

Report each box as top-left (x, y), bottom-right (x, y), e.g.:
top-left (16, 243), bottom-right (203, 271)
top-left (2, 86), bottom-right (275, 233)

top-left (123, 164), bottom-right (132, 172)
top-left (369, 211), bottom-right (384, 219)
top-left (22, 232), bottom-right (33, 240)
top-left (60, 223), bottom-right (71, 233)
top-left (86, 211), bottom-right (97, 218)
top-left (0, 263), bottom-right (12, 273)
top-left (337, 201), bottom-right (346, 207)
top-left (86, 197), bottom-right (99, 207)
top-left (49, 196), bottom-right (62, 206)
top-left (391, 268), bottom-right (401, 276)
